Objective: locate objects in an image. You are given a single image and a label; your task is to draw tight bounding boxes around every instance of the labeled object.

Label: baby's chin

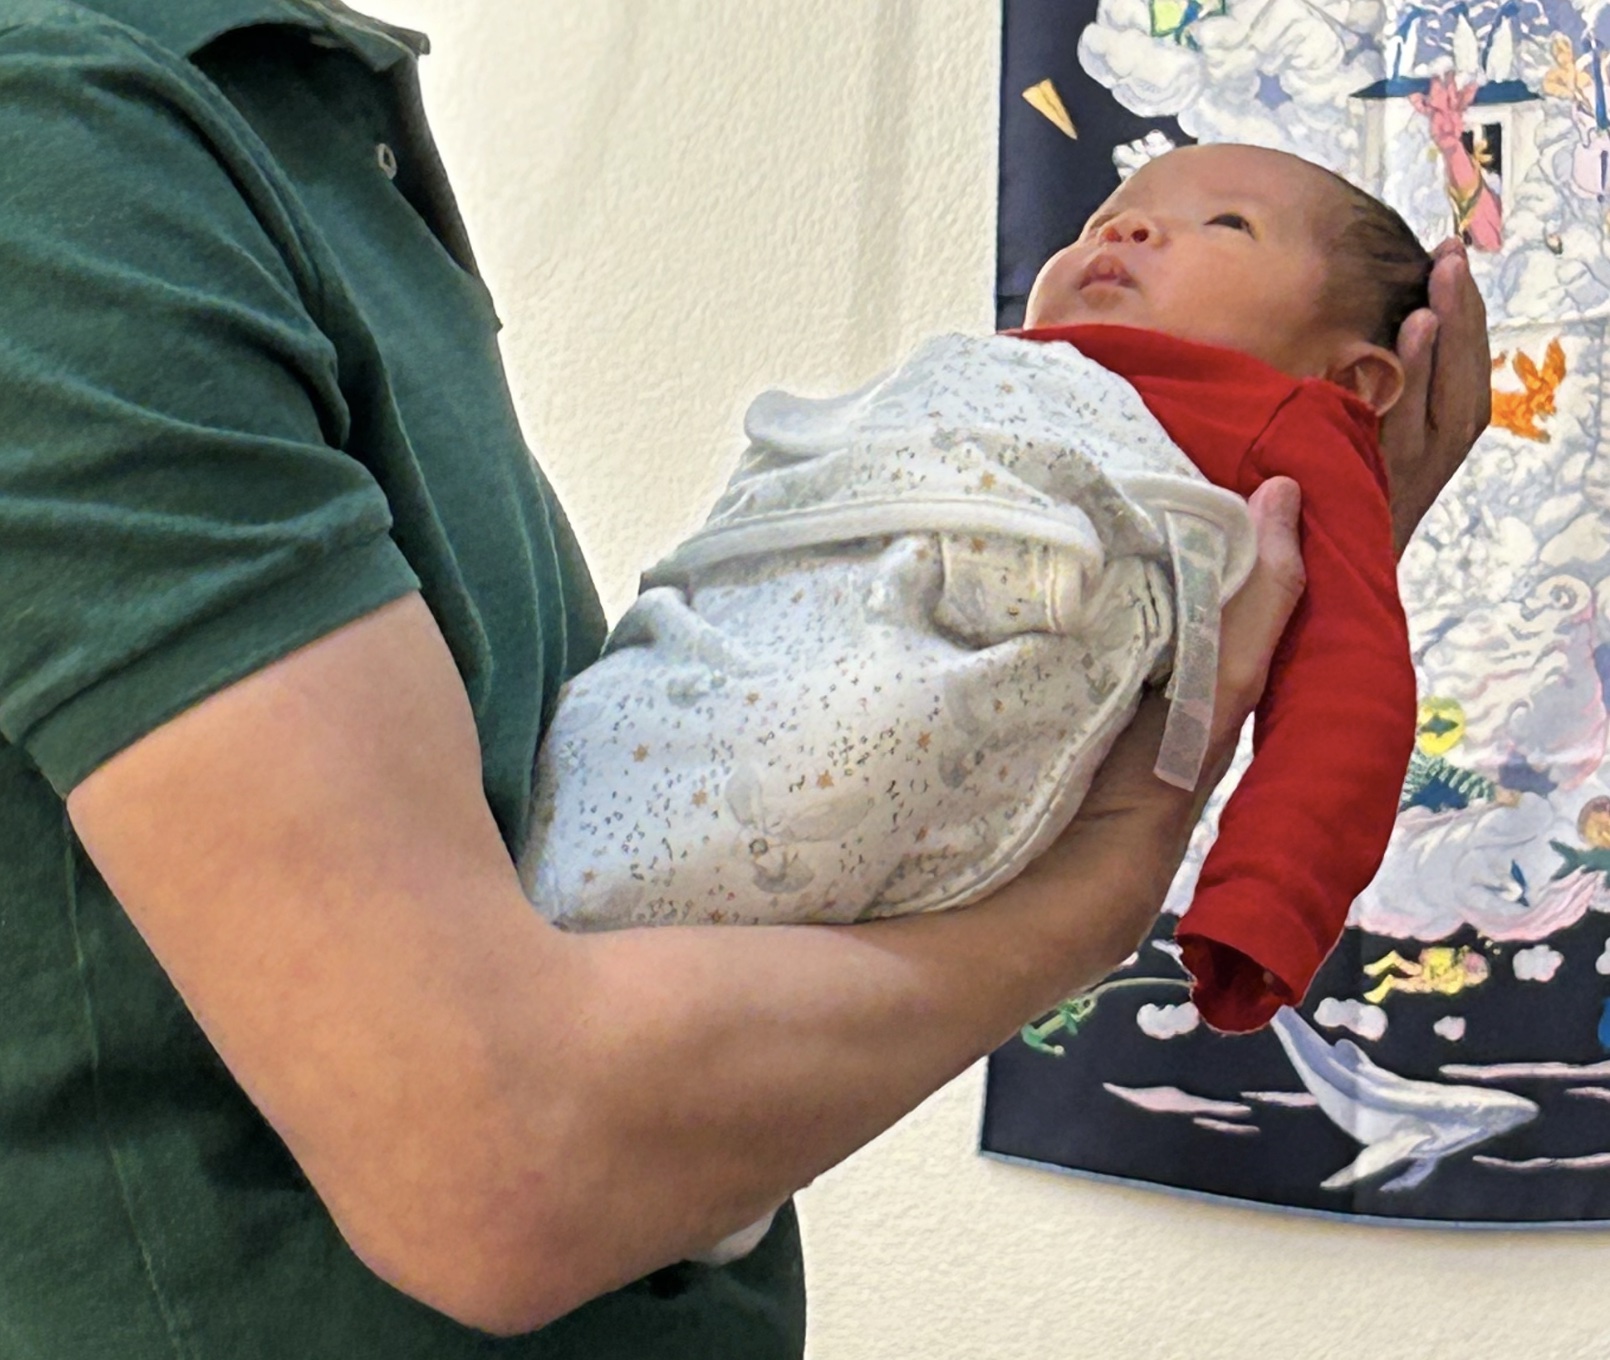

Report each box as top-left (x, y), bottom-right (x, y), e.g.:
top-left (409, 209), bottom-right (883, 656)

top-left (1025, 286), bottom-right (1143, 328)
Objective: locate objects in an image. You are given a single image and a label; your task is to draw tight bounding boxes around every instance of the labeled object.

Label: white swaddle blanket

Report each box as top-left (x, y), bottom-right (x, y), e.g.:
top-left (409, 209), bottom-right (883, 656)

top-left (519, 333), bottom-right (1255, 936)
top-left (517, 331), bottom-right (1256, 1266)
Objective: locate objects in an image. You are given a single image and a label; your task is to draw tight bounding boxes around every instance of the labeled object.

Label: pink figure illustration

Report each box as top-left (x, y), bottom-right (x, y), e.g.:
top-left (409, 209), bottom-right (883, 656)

top-left (1409, 74), bottom-right (1504, 252)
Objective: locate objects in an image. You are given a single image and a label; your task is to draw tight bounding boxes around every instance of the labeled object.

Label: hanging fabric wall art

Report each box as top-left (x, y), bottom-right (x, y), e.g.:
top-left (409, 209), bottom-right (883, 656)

top-left (984, 0), bottom-right (1610, 1225)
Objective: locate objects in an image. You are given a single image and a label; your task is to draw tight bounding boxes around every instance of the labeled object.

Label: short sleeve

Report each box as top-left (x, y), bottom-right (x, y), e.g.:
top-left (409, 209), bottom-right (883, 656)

top-left (0, 17), bottom-right (420, 793)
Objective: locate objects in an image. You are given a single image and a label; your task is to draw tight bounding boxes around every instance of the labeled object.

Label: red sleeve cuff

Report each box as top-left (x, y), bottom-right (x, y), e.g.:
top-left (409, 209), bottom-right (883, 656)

top-left (1176, 889), bottom-right (1337, 1033)
top-left (1178, 938), bottom-right (1292, 1032)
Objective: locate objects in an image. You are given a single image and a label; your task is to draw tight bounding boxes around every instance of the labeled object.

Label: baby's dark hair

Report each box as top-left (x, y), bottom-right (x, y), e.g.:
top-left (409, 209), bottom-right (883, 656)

top-left (1312, 168), bottom-right (1432, 348)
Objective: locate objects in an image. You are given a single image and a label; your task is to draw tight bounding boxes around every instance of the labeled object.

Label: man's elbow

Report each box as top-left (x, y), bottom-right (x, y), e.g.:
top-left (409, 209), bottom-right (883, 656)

top-left (345, 1222), bottom-right (609, 1338)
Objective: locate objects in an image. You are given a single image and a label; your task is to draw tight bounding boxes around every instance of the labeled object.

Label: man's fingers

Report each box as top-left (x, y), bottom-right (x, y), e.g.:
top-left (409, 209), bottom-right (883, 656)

top-left (1429, 239), bottom-right (1482, 319)
top-left (1427, 245), bottom-right (1491, 435)
top-left (1379, 239), bottom-right (1491, 554)
top-left (1241, 476), bottom-right (1305, 617)
top-left (1387, 308), bottom-right (1439, 437)
top-left (1218, 477), bottom-right (1305, 711)
top-left (1429, 236), bottom-right (1468, 264)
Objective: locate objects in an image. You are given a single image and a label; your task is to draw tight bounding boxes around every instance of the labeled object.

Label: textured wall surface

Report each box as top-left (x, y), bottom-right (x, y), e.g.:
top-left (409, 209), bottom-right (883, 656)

top-left (366, 3), bottom-right (1610, 1356)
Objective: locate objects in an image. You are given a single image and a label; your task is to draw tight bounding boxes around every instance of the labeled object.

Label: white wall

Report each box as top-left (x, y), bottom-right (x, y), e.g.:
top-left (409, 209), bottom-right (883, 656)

top-left (366, 3), bottom-right (1610, 1356)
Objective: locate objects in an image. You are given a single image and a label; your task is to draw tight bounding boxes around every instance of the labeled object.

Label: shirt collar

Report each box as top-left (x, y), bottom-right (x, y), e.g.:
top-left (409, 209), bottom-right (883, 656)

top-left (86, 0), bottom-right (429, 69)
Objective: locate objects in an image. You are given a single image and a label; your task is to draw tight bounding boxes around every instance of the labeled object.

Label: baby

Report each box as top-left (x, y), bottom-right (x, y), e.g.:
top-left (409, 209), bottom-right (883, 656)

top-left (521, 142), bottom-right (1423, 1109)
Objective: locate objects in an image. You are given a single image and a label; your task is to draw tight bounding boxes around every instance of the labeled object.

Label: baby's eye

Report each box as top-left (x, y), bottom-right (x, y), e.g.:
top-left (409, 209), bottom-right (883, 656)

top-left (1208, 212), bottom-right (1254, 234)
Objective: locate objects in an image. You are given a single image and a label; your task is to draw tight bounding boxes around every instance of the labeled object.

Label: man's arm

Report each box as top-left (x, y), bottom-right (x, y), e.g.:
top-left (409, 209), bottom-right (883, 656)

top-left (0, 26), bottom-right (1302, 1337)
top-left (69, 488), bottom-right (1303, 1334)
top-left (1381, 239), bottom-right (1492, 556)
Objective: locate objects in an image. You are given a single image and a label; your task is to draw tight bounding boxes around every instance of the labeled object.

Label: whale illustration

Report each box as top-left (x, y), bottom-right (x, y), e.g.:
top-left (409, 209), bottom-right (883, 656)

top-left (1269, 1008), bottom-right (1540, 1193)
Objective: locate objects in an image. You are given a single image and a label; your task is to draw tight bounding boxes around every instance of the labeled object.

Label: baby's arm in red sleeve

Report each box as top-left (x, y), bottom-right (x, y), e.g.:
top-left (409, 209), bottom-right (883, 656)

top-left (1177, 386), bottom-right (1417, 1032)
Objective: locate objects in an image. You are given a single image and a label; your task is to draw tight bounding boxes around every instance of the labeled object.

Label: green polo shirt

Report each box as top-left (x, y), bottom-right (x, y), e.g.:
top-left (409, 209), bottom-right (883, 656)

top-left (0, 1), bottom-right (806, 1353)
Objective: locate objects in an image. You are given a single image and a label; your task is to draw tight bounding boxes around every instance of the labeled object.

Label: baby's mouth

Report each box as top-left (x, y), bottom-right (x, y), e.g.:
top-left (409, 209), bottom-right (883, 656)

top-left (1078, 254), bottom-right (1135, 290)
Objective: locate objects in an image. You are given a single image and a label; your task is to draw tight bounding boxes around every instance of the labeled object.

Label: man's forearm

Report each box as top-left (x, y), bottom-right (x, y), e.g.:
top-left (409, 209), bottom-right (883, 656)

top-left (392, 739), bottom-right (1193, 1333)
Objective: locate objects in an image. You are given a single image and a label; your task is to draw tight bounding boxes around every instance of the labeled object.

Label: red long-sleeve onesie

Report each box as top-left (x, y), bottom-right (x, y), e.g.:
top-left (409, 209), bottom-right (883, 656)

top-left (1017, 324), bottom-right (1418, 1033)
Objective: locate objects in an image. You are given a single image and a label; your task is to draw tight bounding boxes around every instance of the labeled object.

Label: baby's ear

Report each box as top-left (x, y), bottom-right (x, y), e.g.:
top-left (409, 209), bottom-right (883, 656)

top-left (1326, 340), bottom-right (1406, 416)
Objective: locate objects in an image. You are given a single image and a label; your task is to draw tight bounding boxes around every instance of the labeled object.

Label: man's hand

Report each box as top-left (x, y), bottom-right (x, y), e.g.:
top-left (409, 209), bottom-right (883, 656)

top-left (1038, 477), bottom-right (1307, 932)
top-left (1380, 238), bottom-right (1491, 556)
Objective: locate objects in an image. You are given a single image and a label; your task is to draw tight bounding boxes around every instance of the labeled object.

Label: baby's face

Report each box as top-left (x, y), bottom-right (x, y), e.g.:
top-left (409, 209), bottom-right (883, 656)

top-left (1025, 145), bottom-right (1340, 377)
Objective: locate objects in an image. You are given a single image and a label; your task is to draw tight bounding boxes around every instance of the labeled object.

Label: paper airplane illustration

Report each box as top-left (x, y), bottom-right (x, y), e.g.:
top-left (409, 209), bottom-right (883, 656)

top-left (1023, 78), bottom-right (1076, 138)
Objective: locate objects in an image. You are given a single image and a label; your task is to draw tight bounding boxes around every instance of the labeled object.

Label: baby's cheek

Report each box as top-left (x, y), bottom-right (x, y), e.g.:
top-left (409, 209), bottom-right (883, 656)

top-left (1025, 251), bottom-right (1076, 321)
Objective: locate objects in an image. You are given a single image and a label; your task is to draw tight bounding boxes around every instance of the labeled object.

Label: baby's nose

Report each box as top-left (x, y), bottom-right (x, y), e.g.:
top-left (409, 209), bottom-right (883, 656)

top-left (1099, 211), bottom-right (1159, 244)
